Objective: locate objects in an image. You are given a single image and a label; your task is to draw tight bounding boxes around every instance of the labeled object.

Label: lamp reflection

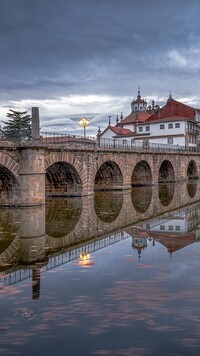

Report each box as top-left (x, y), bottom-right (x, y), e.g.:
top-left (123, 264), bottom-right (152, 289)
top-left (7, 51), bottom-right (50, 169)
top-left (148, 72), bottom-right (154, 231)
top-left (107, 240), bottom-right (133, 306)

top-left (78, 250), bottom-right (95, 267)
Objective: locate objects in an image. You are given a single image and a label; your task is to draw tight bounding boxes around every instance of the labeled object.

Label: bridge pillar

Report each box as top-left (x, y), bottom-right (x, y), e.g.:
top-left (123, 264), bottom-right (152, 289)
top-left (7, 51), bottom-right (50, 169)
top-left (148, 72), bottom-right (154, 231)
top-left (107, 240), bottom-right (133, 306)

top-left (19, 148), bottom-right (46, 206)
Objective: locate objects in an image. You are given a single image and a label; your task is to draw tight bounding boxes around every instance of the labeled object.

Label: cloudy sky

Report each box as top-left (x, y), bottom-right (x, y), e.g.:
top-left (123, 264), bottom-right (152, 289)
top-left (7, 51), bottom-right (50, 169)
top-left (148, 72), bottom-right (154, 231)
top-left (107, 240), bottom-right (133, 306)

top-left (1, 0), bottom-right (200, 136)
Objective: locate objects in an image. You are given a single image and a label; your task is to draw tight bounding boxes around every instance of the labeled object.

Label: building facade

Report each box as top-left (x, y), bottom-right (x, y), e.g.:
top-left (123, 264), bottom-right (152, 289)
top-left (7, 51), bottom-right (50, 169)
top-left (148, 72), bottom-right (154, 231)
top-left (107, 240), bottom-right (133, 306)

top-left (98, 90), bottom-right (200, 148)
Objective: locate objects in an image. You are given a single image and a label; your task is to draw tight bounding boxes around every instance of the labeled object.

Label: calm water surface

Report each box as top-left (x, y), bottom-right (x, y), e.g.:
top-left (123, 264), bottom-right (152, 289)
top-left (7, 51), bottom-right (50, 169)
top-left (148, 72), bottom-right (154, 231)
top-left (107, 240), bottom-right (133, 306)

top-left (1, 182), bottom-right (200, 355)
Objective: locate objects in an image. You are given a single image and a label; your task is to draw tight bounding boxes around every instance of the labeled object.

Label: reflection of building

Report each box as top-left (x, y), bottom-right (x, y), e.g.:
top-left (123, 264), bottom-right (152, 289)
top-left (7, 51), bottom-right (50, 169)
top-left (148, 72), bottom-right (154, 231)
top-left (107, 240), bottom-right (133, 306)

top-left (130, 204), bottom-right (200, 258)
top-left (98, 89), bottom-right (200, 148)
top-left (127, 228), bottom-right (149, 260)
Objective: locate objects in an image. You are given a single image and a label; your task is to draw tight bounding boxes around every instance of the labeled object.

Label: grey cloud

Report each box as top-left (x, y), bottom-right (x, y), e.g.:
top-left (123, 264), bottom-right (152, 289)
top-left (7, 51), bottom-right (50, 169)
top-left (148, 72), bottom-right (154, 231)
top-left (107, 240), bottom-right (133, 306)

top-left (1, 0), bottom-right (200, 124)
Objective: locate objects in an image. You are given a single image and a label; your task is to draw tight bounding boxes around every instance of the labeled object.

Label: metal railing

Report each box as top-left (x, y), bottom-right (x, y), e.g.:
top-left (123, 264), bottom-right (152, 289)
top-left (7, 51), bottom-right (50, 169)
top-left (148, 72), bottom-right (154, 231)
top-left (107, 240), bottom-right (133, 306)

top-left (98, 138), bottom-right (200, 153)
top-left (40, 131), bottom-right (96, 147)
top-left (1, 130), bottom-right (200, 153)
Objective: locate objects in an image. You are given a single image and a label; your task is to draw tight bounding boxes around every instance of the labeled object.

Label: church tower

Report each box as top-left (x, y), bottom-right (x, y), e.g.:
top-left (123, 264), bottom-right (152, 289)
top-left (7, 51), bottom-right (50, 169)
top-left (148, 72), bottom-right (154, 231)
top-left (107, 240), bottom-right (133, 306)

top-left (131, 87), bottom-right (147, 113)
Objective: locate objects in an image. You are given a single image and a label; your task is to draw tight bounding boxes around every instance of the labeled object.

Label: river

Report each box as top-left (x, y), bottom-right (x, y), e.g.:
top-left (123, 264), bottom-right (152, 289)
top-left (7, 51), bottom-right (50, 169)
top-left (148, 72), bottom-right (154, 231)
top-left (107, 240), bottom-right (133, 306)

top-left (1, 181), bottom-right (200, 355)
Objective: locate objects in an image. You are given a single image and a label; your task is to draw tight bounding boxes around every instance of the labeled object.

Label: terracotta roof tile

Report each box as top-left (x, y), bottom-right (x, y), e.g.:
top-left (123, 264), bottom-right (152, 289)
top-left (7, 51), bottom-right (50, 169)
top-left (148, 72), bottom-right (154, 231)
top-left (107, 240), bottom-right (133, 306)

top-left (146, 98), bottom-right (196, 122)
top-left (119, 111), bottom-right (150, 124)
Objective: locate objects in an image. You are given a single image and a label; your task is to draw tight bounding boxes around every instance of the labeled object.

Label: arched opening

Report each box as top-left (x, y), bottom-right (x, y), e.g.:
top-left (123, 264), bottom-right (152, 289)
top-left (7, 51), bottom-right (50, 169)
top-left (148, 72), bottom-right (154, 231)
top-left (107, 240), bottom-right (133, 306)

top-left (131, 186), bottom-right (152, 213)
top-left (159, 160), bottom-right (174, 182)
top-left (132, 161), bottom-right (152, 186)
top-left (159, 183), bottom-right (174, 207)
top-left (94, 161), bottom-right (123, 191)
top-left (0, 165), bottom-right (19, 206)
top-left (187, 160), bottom-right (198, 179)
top-left (46, 162), bottom-right (82, 197)
top-left (46, 198), bottom-right (82, 238)
top-left (94, 191), bottom-right (123, 223)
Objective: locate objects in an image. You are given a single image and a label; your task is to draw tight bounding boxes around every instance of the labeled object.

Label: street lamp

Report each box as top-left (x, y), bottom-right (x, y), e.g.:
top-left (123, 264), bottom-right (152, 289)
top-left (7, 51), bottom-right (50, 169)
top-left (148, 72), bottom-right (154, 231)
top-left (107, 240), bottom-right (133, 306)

top-left (79, 117), bottom-right (90, 139)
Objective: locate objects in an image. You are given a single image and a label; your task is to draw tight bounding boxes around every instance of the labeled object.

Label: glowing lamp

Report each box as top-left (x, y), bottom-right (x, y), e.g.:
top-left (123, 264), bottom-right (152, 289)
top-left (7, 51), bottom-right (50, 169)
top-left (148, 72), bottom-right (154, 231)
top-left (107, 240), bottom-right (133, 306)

top-left (79, 117), bottom-right (90, 138)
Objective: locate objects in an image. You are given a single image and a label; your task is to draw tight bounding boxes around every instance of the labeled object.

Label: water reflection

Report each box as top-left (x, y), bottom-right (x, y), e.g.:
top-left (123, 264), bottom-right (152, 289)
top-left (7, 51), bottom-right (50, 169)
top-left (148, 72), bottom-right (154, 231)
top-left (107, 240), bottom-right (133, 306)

top-left (0, 209), bottom-right (19, 254)
top-left (159, 182), bottom-right (174, 206)
top-left (45, 198), bottom-right (82, 237)
top-left (131, 185), bottom-right (152, 213)
top-left (94, 191), bottom-right (123, 222)
top-left (1, 183), bottom-right (200, 355)
top-left (187, 181), bottom-right (197, 198)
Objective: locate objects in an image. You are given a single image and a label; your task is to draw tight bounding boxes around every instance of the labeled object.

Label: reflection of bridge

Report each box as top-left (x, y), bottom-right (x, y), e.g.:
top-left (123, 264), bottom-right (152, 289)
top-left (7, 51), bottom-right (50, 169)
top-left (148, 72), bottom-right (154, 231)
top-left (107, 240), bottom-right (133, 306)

top-left (0, 231), bottom-right (130, 287)
top-left (1, 182), bottom-right (200, 297)
top-left (0, 140), bottom-right (200, 206)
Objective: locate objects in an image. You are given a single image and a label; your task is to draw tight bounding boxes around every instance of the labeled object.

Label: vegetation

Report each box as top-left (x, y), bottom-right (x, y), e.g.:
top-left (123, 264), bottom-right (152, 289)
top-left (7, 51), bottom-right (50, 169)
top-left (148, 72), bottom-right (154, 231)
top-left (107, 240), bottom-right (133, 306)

top-left (1, 110), bottom-right (32, 141)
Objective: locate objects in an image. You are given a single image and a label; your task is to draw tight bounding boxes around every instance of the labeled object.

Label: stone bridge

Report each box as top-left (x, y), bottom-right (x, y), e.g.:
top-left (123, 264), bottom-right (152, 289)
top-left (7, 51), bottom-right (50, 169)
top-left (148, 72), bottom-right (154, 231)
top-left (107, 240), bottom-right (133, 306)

top-left (0, 141), bottom-right (200, 206)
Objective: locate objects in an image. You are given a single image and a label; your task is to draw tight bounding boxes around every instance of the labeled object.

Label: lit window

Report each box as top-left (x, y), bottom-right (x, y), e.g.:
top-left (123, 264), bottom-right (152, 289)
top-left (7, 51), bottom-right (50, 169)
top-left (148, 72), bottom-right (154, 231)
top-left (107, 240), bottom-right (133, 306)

top-left (168, 123), bottom-right (173, 129)
top-left (160, 124), bottom-right (165, 129)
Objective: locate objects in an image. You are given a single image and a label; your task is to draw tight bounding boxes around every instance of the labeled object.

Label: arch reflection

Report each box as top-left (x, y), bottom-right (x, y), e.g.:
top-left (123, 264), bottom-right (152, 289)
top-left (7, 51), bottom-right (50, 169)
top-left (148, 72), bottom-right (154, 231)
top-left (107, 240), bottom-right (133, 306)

top-left (187, 181), bottom-right (197, 198)
top-left (46, 198), bottom-right (82, 238)
top-left (131, 186), bottom-right (152, 213)
top-left (159, 183), bottom-right (174, 207)
top-left (94, 191), bottom-right (123, 222)
top-left (0, 209), bottom-right (19, 254)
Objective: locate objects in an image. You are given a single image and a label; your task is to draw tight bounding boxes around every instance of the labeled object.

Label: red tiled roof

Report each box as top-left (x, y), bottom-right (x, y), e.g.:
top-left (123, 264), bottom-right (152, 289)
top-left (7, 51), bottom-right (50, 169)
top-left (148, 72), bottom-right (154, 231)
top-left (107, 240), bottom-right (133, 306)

top-left (110, 126), bottom-right (132, 135)
top-left (99, 125), bottom-right (132, 137)
top-left (146, 98), bottom-right (196, 122)
top-left (119, 111), bottom-right (150, 124)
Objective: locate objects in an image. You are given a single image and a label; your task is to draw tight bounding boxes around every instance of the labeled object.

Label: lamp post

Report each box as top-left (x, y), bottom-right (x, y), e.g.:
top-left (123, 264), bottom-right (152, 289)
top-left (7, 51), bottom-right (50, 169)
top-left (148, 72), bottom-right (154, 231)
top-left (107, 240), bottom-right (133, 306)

top-left (79, 117), bottom-right (90, 139)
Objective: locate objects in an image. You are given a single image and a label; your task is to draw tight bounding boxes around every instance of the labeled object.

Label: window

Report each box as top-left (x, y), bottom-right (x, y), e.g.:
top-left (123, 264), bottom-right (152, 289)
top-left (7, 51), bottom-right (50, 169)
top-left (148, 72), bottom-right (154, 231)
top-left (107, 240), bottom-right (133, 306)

top-left (169, 225), bottom-right (173, 231)
top-left (175, 123), bottom-right (180, 128)
top-left (140, 106), bottom-right (143, 111)
top-left (168, 123), bottom-right (173, 129)
top-left (146, 126), bottom-right (150, 131)
top-left (160, 225), bottom-right (165, 231)
top-left (168, 137), bottom-right (173, 144)
top-left (122, 139), bottom-right (127, 145)
top-left (139, 126), bottom-right (143, 132)
top-left (160, 124), bottom-right (165, 129)
top-left (175, 226), bottom-right (180, 231)
top-left (131, 139), bottom-right (135, 145)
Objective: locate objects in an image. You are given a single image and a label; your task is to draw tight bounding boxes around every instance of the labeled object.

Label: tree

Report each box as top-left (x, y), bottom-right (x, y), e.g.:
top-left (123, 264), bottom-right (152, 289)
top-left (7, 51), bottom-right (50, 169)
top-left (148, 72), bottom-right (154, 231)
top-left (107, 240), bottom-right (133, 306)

top-left (1, 110), bottom-right (32, 141)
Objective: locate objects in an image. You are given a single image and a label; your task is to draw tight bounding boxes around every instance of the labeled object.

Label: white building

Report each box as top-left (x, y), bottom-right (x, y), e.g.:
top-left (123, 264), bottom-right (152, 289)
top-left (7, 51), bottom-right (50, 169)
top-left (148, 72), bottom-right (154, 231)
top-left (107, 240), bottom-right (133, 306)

top-left (98, 90), bottom-right (200, 149)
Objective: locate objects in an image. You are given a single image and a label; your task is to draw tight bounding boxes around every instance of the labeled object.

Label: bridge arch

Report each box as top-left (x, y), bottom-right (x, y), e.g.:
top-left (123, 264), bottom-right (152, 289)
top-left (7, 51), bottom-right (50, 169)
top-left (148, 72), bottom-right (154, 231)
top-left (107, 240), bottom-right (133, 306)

top-left (0, 153), bottom-right (19, 206)
top-left (187, 160), bottom-right (198, 179)
top-left (0, 165), bottom-right (19, 206)
top-left (131, 160), bottom-right (152, 186)
top-left (45, 153), bottom-right (86, 196)
top-left (159, 160), bottom-right (175, 182)
top-left (46, 162), bottom-right (82, 197)
top-left (94, 160), bottom-right (123, 191)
